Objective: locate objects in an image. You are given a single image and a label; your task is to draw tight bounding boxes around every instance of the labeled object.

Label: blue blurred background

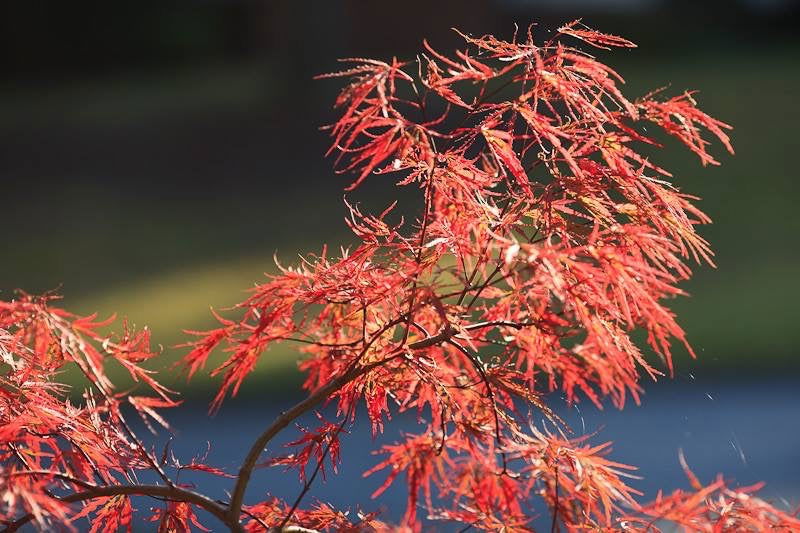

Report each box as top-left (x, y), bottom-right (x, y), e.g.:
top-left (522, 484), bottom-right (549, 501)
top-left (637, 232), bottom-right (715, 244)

top-left (2, 1), bottom-right (798, 529)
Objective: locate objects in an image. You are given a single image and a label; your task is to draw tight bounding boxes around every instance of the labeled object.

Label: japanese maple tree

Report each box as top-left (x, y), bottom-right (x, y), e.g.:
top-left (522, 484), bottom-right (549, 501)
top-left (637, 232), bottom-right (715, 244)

top-left (2, 22), bottom-right (797, 532)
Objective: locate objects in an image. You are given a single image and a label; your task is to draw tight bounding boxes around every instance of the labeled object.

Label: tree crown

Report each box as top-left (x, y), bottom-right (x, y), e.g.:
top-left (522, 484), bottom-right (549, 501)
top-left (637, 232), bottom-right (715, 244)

top-left (3, 22), bottom-right (797, 533)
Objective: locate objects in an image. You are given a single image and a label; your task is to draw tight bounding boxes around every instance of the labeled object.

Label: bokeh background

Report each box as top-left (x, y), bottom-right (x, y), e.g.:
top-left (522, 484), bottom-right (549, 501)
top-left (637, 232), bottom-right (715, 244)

top-left (2, 1), bottom-right (799, 529)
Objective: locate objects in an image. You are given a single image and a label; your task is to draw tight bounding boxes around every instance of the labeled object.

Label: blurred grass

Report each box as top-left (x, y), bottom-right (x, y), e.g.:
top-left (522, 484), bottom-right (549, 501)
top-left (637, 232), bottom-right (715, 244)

top-left (65, 253), bottom-right (309, 398)
top-left (3, 44), bottom-right (798, 398)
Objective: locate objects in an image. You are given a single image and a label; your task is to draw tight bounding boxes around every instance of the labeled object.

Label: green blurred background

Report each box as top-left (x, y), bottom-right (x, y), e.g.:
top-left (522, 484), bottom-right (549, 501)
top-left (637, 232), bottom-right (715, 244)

top-left (2, 1), bottom-right (798, 397)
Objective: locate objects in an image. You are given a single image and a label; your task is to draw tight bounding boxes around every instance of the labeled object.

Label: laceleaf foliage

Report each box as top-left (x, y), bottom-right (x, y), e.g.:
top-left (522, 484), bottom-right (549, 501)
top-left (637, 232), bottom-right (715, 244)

top-left (2, 22), bottom-right (797, 533)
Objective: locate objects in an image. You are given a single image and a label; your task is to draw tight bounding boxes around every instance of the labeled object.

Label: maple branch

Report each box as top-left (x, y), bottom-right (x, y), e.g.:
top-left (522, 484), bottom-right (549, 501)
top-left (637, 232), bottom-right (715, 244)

top-left (227, 349), bottom-right (401, 524)
top-left (408, 323), bottom-right (457, 350)
top-left (444, 339), bottom-right (508, 473)
top-left (222, 502), bottom-right (271, 531)
top-left (461, 196), bottom-right (545, 312)
top-left (274, 336), bottom-right (363, 348)
top-left (225, 314), bottom-right (406, 522)
top-left (401, 172), bottom-right (435, 346)
top-left (439, 75), bottom-right (518, 151)
top-left (464, 260), bottom-right (505, 310)
top-left (61, 433), bottom-right (110, 485)
top-left (463, 320), bottom-right (535, 331)
top-left (550, 465), bottom-right (561, 533)
top-left (2, 481), bottom-right (230, 533)
top-left (227, 318), bottom-right (461, 525)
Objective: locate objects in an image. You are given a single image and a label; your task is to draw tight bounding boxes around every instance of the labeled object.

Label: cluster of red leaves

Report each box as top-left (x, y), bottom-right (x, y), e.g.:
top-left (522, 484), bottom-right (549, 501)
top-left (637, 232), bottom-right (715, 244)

top-left (624, 457), bottom-right (800, 532)
top-left (265, 413), bottom-right (345, 483)
top-left (243, 498), bottom-right (386, 532)
top-left (0, 293), bottom-right (247, 532)
top-left (3, 21), bottom-right (797, 533)
top-left (0, 292), bottom-right (183, 530)
top-left (631, 479), bottom-right (800, 531)
top-left (177, 21), bottom-right (795, 532)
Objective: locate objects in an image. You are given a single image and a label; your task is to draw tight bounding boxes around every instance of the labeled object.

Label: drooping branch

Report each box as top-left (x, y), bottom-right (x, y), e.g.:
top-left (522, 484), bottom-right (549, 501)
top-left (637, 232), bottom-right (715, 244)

top-left (2, 481), bottom-right (231, 533)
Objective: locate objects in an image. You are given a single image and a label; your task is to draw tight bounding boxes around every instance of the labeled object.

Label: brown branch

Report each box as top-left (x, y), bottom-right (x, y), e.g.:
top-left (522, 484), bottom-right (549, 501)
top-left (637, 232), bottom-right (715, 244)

top-left (226, 361), bottom-right (375, 523)
top-left (225, 313), bottom-right (410, 523)
top-left (401, 175), bottom-right (435, 346)
top-left (2, 480), bottom-right (231, 533)
top-left (444, 339), bottom-right (509, 474)
top-left (227, 317), bottom-right (463, 525)
top-left (455, 197), bottom-right (514, 307)
top-left (226, 345), bottom-right (408, 523)
top-left (8, 316), bottom-right (529, 532)
top-left (463, 320), bottom-right (535, 331)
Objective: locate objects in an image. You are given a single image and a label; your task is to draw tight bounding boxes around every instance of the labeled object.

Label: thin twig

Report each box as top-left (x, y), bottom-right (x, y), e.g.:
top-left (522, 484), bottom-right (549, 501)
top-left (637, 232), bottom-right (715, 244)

top-left (278, 412), bottom-right (352, 528)
top-left (444, 339), bottom-right (508, 474)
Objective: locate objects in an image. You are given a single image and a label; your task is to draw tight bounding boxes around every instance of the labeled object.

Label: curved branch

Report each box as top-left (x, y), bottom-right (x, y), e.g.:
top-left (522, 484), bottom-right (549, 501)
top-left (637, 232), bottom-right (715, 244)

top-left (227, 319), bottom-right (461, 524)
top-left (444, 339), bottom-right (509, 473)
top-left (463, 320), bottom-right (534, 331)
top-left (226, 351), bottom-right (400, 523)
top-left (2, 482), bottom-right (231, 533)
